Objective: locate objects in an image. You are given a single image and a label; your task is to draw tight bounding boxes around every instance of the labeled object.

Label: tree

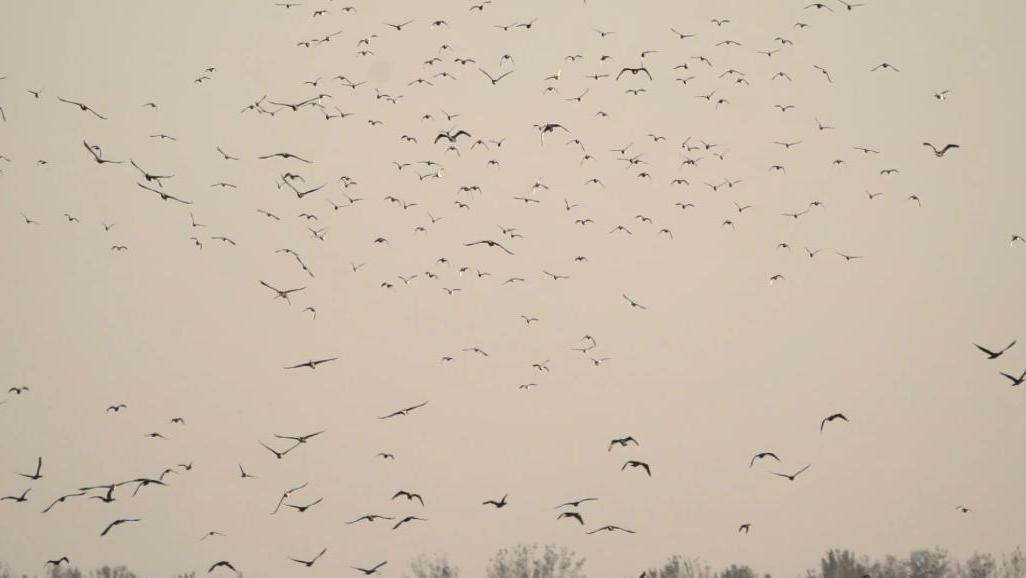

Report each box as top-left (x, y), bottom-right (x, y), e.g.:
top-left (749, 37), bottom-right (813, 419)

top-left (407, 554), bottom-right (460, 578)
top-left (487, 544), bottom-right (586, 578)
top-left (908, 549), bottom-right (949, 578)
top-left (963, 553), bottom-right (996, 578)
top-left (821, 549), bottom-right (870, 578)
top-left (1001, 549), bottom-right (1025, 578)
top-left (871, 554), bottom-right (911, 578)
top-left (718, 564), bottom-right (757, 578)
top-left (643, 555), bottom-right (715, 578)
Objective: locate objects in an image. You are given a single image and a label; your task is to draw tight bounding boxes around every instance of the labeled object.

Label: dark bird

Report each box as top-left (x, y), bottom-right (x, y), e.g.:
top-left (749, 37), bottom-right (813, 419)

top-left (616, 66), bottom-right (653, 81)
top-left (772, 464), bottom-right (811, 481)
top-left (41, 492), bottom-right (85, 513)
top-left (379, 401), bottom-right (429, 419)
top-left (137, 182), bottom-right (191, 204)
top-left (623, 294), bottom-right (647, 310)
top-left (285, 498), bottom-right (323, 513)
top-left (289, 548), bottom-right (327, 567)
top-left (260, 281), bottom-right (306, 304)
top-left (975, 341), bottom-right (1016, 359)
top-left (83, 140), bottom-right (122, 164)
top-left (260, 441), bottom-right (298, 460)
top-left (435, 128), bottom-right (471, 143)
top-left (352, 561), bottom-right (388, 575)
top-left (100, 518), bottom-right (141, 537)
top-left (259, 152), bottom-right (312, 163)
top-left (482, 494), bottom-right (509, 508)
top-left (464, 240), bottom-right (515, 255)
top-left (1, 488), bottom-right (30, 502)
top-left (347, 514), bottom-right (395, 524)
top-left (609, 436), bottom-right (639, 451)
top-left (999, 368), bottom-right (1026, 386)
top-left (556, 497), bottom-right (598, 509)
top-left (922, 142), bottom-right (960, 157)
top-left (392, 490), bottom-right (425, 506)
top-left (131, 160), bottom-right (172, 186)
top-left (750, 452), bottom-right (780, 468)
top-left (57, 97), bottom-right (107, 119)
top-left (284, 357), bottom-right (337, 370)
top-left (558, 511), bottom-right (584, 524)
top-left (392, 515), bottom-right (426, 530)
top-left (275, 430), bottom-right (326, 444)
top-left (17, 457), bottom-right (42, 480)
top-left (45, 558), bottom-right (70, 568)
top-left (622, 461), bottom-right (652, 476)
top-left (479, 68), bottom-right (515, 85)
top-left (820, 413), bottom-right (849, 431)
top-left (587, 525), bottom-right (635, 534)
top-left (208, 561), bottom-right (239, 574)
top-left (385, 19), bottom-right (415, 31)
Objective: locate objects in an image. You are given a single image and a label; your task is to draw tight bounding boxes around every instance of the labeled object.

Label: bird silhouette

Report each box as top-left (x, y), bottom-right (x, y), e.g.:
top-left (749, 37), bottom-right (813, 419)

top-left (289, 548), bottom-right (327, 567)
top-left (975, 341), bottom-right (1016, 359)
top-left (772, 465), bottom-right (811, 481)
top-left (17, 457), bottom-right (42, 480)
top-left (100, 518), bottom-right (141, 537)
top-left (352, 561), bottom-right (388, 575)
top-left (482, 494), bottom-right (509, 508)
top-left (820, 413), bottom-right (849, 432)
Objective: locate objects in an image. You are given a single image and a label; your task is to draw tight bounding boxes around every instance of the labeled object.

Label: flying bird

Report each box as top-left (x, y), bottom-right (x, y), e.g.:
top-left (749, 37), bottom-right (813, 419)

top-left (352, 561), bottom-right (388, 575)
top-left (482, 494), bottom-right (509, 508)
top-left (622, 460), bottom-right (652, 476)
top-left (17, 457), bottom-right (43, 480)
top-left (772, 465), bottom-right (811, 481)
top-left (379, 401), bottom-right (429, 419)
top-left (999, 368), bottom-right (1026, 387)
top-left (289, 548), bottom-right (327, 567)
top-left (922, 142), bottom-right (960, 157)
top-left (100, 518), bottom-right (141, 537)
top-left (587, 525), bottom-right (636, 534)
top-left (975, 341), bottom-right (1015, 360)
top-left (750, 452), bottom-right (780, 468)
top-left (820, 413), bottom-right (849, 431)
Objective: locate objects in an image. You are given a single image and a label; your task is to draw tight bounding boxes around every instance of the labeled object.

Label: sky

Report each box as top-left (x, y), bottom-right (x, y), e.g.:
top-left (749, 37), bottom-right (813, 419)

top-left (1, 1), bottom-right (1025, 577)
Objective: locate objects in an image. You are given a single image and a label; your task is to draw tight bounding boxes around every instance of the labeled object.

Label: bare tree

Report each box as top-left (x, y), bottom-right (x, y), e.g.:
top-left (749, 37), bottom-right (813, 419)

top-left (908, 549), bottom-right (950, 578)
top-left (487, 544), bottom-right (586, 578)
top-left (821, 549), bottom-right (872, 578)
top-left (1001, 549), bottom-right (1026, 578)
top-left (407, 554), bottom-right (460, 578)
top-left (642, 555), bottom-right (716, 578)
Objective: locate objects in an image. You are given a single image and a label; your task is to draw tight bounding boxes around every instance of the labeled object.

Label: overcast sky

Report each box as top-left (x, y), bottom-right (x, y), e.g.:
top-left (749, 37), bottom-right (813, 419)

top-left (1, 1), bottom-right (1024, 577)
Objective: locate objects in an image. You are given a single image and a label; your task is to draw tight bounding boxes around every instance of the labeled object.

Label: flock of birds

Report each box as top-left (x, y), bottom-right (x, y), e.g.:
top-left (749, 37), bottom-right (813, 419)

top-left (1, 0), bottom-right (1022, 576)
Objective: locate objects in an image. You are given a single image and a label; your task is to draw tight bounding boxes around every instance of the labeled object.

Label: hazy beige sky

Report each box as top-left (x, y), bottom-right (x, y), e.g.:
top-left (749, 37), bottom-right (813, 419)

top-left (1, 1), bottom-right (1025, 577)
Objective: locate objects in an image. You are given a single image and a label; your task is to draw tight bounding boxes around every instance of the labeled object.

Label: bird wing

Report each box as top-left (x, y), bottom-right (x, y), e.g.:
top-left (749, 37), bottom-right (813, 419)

top-left (82, 141), bottom-right (102, 161)
top-left (974, 344), bottom-right (997, 356)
